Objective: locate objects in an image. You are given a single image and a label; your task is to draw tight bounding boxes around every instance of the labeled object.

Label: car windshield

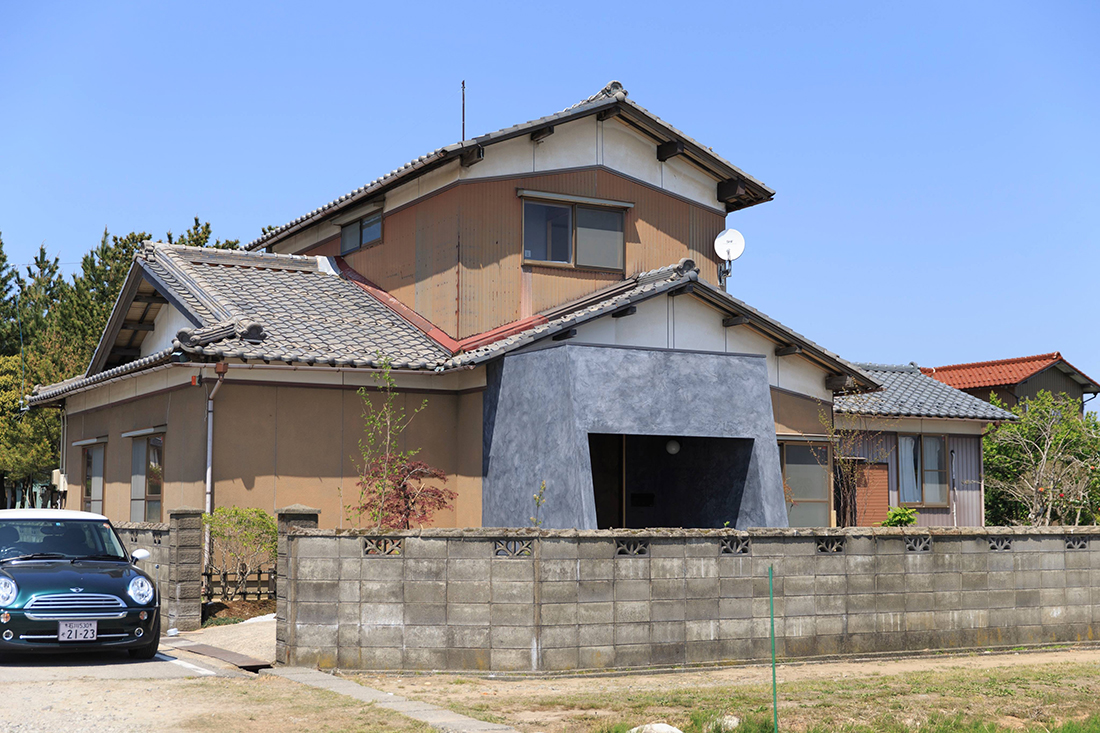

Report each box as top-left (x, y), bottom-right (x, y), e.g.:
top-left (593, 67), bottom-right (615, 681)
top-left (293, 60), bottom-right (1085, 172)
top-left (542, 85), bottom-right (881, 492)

top-left (0, 520), bottom-right (128, 561)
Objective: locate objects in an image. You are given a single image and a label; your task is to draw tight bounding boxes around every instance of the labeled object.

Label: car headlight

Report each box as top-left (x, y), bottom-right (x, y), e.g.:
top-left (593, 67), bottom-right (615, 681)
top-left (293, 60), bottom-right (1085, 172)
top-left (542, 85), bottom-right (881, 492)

top-left (128, 576), bottom-right (154, 605)
top-left (0, 577), bottom-right (17, 606)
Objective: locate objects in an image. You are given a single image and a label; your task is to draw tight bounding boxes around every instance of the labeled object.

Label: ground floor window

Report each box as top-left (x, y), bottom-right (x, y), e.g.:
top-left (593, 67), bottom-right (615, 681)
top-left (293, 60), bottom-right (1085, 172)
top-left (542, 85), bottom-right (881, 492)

top-left (781, 442), bottom-right (831, 527)
top-left (898, 434), bottom-right (948, 507)
top-left (130, 435), bottom-right (163, 522)
top-left (82, 444), bottom-right (105, 514)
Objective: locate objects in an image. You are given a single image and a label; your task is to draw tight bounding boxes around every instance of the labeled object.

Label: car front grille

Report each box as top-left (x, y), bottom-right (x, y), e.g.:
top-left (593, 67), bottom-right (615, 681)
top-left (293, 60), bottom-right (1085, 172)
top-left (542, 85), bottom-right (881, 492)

top-left (24, 593), bottom-right (128, 620)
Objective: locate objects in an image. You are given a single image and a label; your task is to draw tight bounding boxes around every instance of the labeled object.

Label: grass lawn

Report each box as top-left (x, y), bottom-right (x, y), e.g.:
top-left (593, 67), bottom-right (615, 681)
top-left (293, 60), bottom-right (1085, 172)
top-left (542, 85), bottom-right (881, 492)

top-left (348, 655), bottom-right (1100, 733)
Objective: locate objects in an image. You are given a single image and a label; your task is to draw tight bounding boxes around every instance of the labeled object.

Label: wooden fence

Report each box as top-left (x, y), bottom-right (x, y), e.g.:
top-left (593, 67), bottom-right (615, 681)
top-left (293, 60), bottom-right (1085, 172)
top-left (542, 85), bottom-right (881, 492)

top-left (202, 564), bottom-right (276, 602)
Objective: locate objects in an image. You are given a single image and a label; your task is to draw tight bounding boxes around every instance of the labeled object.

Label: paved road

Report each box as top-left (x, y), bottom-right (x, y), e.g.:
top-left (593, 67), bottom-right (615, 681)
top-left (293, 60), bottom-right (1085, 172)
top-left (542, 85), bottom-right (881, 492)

top-left (0, 647), bottom-right (222, 681)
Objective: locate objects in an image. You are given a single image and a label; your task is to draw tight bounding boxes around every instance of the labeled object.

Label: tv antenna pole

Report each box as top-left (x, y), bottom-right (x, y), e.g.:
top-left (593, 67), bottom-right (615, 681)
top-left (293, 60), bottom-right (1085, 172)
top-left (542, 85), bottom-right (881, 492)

top-left (461, 80), bottom-right (466, 140)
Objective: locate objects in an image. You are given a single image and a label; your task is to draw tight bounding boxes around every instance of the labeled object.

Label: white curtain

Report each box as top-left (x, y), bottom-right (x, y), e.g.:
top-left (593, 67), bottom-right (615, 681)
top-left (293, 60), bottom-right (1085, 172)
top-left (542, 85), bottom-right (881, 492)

top-left (898, 436), bottom-right (920, 503)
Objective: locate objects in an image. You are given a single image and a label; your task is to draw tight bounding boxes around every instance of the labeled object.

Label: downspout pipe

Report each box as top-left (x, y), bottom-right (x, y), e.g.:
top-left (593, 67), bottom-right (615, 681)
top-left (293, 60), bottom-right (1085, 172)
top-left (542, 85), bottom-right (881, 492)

top-left (950, 449), bottom-right (958, 527)
top-left (203, 363), bottom-right (228, 567)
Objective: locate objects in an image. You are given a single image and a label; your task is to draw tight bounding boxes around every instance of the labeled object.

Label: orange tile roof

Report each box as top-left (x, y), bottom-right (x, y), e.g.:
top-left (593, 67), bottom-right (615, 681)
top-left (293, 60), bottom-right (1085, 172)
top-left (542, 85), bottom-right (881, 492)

top-left (920, 352), bottom-right (1098, 392)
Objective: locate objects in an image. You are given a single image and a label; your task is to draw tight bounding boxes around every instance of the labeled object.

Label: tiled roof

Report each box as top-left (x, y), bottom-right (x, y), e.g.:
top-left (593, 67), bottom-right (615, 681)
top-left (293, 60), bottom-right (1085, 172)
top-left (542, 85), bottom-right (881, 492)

top-left (445, 259), bottom-right (880, 392)
top-left (835, 363), bottom-right (1016, 421)
top-left (921, 352), bottom-right (1099, 393)
top-left (28, 349), bottom-right (175, 405)
top-left (31, 249), bottom-right (878, 403)
top-left (144, 245), bottom-right (453, 369)
top-left (244, 81), bottom-right (774, 251)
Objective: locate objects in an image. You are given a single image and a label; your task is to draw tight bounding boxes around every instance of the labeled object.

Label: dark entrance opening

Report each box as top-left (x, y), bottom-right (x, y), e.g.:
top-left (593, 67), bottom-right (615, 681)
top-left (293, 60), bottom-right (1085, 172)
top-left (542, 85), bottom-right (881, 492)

top-left (588, 434), bottom-right (754, 529)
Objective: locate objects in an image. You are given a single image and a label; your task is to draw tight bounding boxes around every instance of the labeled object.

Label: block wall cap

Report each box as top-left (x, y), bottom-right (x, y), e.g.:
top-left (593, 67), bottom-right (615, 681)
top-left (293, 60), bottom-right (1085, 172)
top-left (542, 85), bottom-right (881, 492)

top-left (114, 521), bottom-right (170, 531)
top-left (284, 525), bottom-right (1100, 538)
top-left (168, 507), bottom-right (206, 516)
top-left (276, 505), bottom-right (321, 515)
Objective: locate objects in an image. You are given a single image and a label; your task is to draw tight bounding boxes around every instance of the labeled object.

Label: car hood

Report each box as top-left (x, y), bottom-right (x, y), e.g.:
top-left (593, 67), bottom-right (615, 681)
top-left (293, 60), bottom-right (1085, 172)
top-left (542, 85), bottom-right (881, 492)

top-left (0, 561), bottom-right (151, 607)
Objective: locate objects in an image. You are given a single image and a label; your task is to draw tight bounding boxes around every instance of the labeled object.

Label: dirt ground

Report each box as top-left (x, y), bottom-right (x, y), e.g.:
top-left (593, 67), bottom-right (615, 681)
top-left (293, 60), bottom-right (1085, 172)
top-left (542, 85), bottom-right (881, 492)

top-left (202, 598), bottom-right (277, 624)
top-left (350, 646), bottom-right (1100, 732)
top-left (1, 673), bottom-right (431, 733)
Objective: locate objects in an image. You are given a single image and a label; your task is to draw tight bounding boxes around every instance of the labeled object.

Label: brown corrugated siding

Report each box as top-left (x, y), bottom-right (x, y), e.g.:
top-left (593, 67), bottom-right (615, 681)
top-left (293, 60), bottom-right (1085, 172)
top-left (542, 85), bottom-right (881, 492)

top-left (328, 168), bottom-right (726, 340)
top-left (860, 432), bottom-right (983, 528)
top-left (857, 464), bottom-right (890, 526)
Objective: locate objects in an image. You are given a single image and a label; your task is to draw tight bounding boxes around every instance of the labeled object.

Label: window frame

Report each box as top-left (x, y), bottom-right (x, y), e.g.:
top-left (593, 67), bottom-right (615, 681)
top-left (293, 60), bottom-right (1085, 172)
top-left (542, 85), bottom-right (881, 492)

top-left (81, 444), bottom-right (105, 515)
top-left (340, 211), bottom-right (384, 256)
top-left (129, 433), bottom-right (165, 523)
top-left (897, 433), bottom-right (950, 508)
top-left (779, 441), bottom-right (833, 527)
top-left (521, 197), bottom-right (626, 273)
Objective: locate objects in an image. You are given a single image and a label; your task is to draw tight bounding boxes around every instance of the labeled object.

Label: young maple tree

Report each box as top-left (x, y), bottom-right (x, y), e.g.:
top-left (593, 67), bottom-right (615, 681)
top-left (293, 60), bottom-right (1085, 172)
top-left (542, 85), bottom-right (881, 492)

top-left (351, 357), bottom-right (455, 529)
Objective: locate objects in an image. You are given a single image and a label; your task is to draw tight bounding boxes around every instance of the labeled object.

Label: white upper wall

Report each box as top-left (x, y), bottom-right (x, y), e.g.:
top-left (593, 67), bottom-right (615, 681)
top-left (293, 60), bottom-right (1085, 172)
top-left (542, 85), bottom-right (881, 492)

top-left (570, 293), bottom-right (833, 402)
top-left (139, 304), bottom-right (193, 358)
top-left (461, 116), bottom-right (725, 211)
top-left (271, 114), bottom-right (728, 255)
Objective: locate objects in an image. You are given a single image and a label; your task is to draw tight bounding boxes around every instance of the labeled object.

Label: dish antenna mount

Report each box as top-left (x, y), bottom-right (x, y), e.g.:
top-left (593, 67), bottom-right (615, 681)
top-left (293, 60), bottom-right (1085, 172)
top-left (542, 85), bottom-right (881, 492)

top-left (713, 229), bottom-right (745, 288)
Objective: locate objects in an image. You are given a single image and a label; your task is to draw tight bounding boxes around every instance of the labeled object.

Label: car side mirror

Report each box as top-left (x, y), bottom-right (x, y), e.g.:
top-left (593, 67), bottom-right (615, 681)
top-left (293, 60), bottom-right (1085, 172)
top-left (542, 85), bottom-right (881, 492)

top-left (131, 549), bottom-right (150, 562)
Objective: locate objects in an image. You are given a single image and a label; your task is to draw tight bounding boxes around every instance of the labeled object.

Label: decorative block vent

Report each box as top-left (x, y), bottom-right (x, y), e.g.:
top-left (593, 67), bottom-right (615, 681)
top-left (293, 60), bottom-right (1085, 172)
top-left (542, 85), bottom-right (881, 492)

top-left (720, 537), bottom-right (750, 555)
top-left (493, 540), bottom-right (533, 558)
top-left (1065, 536), bottom-right (1089, 551)
top-left (615, 539), bottom-right (650, 557)
top-left (129, 531), bottom-right (139, 544)
top-left (153, 534), bottom-right (162, 546)
top-left (905, 536), bottom-right (932, 553)
top-left (987, 536), bottom-right (1013, 552)
top-left (362, 538), bottom-right (403, 556)
top-left (816, 537), bottom-right (845, 554)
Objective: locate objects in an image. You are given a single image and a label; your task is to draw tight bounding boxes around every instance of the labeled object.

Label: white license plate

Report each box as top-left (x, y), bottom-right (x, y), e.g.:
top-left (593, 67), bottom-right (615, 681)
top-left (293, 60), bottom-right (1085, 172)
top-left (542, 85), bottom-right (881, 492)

top-left (58, 620), bottom-right (97, 642)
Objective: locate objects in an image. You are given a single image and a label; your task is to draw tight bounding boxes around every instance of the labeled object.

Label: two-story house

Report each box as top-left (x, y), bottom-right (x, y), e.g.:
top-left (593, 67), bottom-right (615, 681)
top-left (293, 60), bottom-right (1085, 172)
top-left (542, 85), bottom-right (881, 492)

top-left (922, 353), bottom-right (1098, 413)
top-left (30, 82), bottom-right (879, 530)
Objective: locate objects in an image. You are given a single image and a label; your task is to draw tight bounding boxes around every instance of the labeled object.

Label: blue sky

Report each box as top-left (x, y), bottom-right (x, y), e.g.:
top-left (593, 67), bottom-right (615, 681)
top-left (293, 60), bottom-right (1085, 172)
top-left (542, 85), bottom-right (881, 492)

top-left (1, 2), bottom-right (1097, 383)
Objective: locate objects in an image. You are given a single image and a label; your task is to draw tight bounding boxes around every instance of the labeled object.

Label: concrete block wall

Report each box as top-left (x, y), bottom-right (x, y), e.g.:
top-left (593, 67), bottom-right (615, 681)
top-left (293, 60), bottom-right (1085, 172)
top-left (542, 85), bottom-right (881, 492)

top-left (278, 525), bottom-right (1100, 672)
top-left (116, 507), bottom-right (203, 632)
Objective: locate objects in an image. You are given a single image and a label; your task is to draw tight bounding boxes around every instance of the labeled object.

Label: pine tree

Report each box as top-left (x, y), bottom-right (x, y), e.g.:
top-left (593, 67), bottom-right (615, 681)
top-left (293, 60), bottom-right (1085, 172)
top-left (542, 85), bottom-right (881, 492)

top-left (0, 233), bottom-right (18, 356)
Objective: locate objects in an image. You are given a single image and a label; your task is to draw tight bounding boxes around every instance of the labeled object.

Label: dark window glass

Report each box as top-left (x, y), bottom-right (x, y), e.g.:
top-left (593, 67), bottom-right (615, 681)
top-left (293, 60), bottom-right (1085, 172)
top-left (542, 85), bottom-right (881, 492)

top-left (145, 436), bottom-right (163, 523)
top-left (523, 201), bottom-right (572, 263)
top-left (360, 213), bottom-right (382, 246)
top-left (340, 223), bottom-right (359, 255)
top-left (576, 207), bottom-right (624, 269)
top-left (0, 519), bottom-right (126, 560)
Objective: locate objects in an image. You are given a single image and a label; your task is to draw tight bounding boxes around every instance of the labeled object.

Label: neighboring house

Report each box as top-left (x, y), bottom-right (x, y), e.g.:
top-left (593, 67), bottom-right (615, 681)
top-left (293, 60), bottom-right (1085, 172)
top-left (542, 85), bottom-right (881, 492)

top-left (834, 363), bottom-right (1015, 527)
top-left (28, 82), bottom-right (879, 530)
top-left (922, 352), bottom-right (1099, 412)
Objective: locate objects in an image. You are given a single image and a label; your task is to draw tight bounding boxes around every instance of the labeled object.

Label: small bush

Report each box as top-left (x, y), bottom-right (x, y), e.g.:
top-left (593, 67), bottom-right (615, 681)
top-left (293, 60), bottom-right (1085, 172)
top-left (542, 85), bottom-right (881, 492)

top-left (881, 505), bottom-right (919, 527)
top-left (203, 506), bottom-right (277, 601)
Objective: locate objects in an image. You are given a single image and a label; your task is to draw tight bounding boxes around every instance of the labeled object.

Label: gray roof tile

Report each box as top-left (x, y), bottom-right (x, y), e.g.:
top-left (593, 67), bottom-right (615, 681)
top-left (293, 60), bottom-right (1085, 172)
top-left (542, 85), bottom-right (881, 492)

top-left (835, 363), bottom-right (1016, 421)
top-left (146, 245), bottom-right (452, 369)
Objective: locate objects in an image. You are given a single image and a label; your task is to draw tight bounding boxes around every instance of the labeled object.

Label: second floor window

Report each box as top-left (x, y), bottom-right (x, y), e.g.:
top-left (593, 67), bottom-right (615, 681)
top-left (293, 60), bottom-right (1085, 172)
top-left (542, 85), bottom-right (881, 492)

top-left (340, 211), bottom-right (383, 255)
top-left (523, 200), bottom-right (624, 271)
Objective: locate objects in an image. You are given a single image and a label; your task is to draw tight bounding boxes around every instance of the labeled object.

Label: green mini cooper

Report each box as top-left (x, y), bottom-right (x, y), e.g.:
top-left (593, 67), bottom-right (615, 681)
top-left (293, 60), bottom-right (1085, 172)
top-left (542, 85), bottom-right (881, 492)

top-left (0, 509), bottom-right (160, 659)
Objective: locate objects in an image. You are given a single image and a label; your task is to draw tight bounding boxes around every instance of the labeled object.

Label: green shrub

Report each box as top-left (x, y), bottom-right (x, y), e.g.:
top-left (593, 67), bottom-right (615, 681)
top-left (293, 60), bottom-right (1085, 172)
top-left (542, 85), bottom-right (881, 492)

top-left (203, 506), bottom-right (277, 601)
top-left (881, 505), bottom-right (919, 527)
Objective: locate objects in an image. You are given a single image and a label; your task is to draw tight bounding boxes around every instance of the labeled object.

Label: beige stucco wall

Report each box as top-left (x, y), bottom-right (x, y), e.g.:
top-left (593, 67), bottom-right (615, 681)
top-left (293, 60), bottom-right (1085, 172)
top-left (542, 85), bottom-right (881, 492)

top-left (65, 385), bottom-right (207, 520)
top-left (64, 378), bottom-right (484, 530)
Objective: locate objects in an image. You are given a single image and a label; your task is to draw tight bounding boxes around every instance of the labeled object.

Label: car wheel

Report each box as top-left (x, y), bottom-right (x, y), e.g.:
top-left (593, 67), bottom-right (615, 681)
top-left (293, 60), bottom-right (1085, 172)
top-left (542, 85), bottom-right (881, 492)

top-left (128, 614), bottom-right (160, 660)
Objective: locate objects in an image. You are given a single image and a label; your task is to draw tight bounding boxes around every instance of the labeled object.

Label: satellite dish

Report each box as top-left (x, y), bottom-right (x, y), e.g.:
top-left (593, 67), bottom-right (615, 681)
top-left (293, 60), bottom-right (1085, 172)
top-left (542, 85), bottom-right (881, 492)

top-left (714, 229), bottom-right (746, 262)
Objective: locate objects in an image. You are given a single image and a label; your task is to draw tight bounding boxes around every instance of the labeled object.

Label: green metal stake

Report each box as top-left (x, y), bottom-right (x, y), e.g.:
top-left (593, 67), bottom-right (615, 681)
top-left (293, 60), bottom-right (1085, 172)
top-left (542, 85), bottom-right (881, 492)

top-left (770, 564), bottom-right (779, 732)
